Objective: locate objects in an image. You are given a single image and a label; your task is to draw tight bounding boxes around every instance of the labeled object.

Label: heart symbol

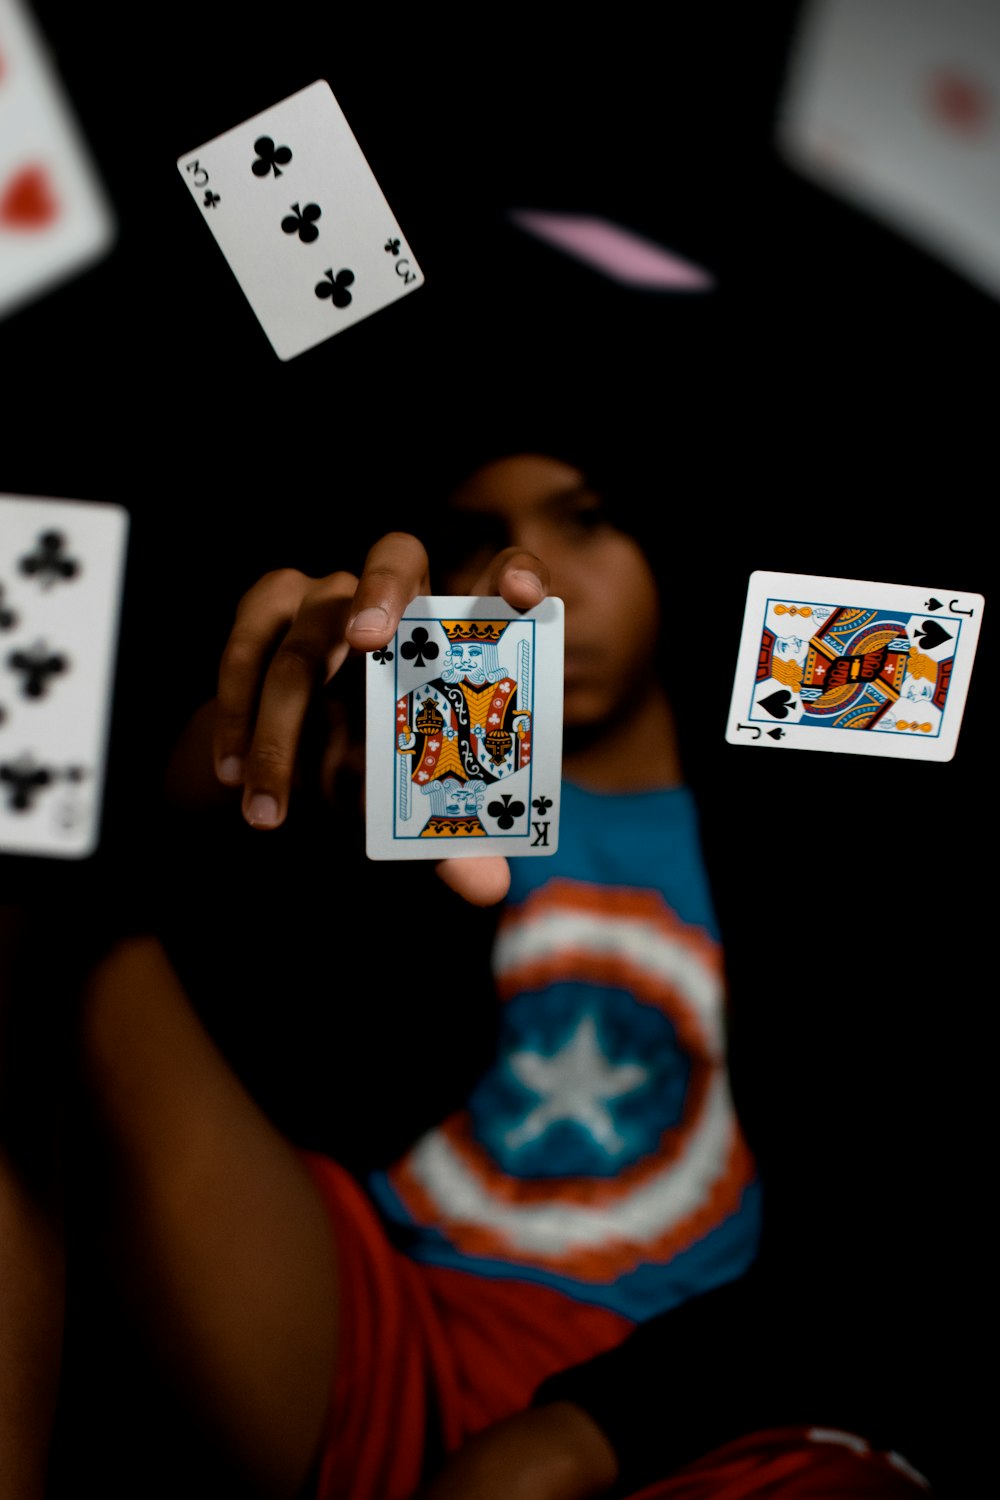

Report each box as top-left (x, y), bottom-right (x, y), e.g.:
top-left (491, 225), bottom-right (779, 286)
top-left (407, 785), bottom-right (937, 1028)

top-left (758, 689), bottom-right (794, 719)
top-left (927, 69), bottom-right (993, 137)
top-left (0, 165), bottom-right (59, 229)
top-left (914, 619), bottom-right (952, 652)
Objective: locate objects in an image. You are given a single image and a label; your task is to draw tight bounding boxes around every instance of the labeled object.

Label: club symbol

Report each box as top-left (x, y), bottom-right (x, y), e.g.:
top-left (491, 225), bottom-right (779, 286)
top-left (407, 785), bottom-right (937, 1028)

top-left (913, 619), bottom-right (952, 652)
top-left (401, 627), bottom-right (439, 669)
top-left (384, 237), bottom-right (401, 255)
top-left (252, 136), bottom-right (293, 177)
top-left (315, 268), bottom-right (355, 308)
top-left (282, 202), bottom-right (321, 242)
top-left (372, 646), bottom-right (394, 664)
top-left (19, 531), bottom-right (79, 588)
top-left (0, 586), bottom-right (17, 631)
top-left (7, 642), bottom-right (68, 699)
top-left (0, 754), bottom-right (52, 812)
top-left (487, 793), bottom-right (525, 829)
top-left (532, 795), bottom-right (553, 814)
top-left (202, 190), bottom-right (221, 209)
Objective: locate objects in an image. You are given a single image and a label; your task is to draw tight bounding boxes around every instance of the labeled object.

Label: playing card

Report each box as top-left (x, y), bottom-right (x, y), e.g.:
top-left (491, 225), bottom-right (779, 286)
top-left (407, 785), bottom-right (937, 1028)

top-left (507, 210), bottom-right (715, 290)
top-left (366, 597), bottom-right (563, 859)
top-left (777, 0), bottom-right (1000, 300)
top-left (0, 0), bottom-right (115, 320)
top-left (0, 494), bottom-right (129, 857)
top-left (176, 79), bottom-right (424, 361)
top-left (726, 571), bottom-right (983, 762)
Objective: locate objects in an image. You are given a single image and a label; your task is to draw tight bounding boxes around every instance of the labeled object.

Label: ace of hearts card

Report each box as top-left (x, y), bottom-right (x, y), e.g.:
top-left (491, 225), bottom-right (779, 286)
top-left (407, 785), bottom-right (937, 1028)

top-left (366, 597), bottom-right (563, 859)
top-left (777, 0), bottom-right (1000, 300)
top-left (0, 0), bottom-right (115, 321)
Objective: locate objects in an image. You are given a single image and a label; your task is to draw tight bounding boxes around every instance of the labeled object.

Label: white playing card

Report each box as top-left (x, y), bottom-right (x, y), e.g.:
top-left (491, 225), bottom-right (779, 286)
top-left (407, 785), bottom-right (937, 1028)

top-left (366, 597), bottom-right (563, 859)
top-left (0, 494), bottom-right (129, 857)
top-left (777, 0), bottom-right (1000, 300)
top-left (176, 79), bottom-right (424, 361)
top-left (726, 571), bottom-right (983, 762)
top-left (0, 0), bottom-right (115, 320)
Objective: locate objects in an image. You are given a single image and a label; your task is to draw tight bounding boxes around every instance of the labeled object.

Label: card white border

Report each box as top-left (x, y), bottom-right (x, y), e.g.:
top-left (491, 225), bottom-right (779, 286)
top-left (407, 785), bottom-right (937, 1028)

top-left (725, 570), bottom-right (984, 762)
top-left (0, 494), bottom-right (129, 857)
top-left (365, 594), bottom-right (563, 858)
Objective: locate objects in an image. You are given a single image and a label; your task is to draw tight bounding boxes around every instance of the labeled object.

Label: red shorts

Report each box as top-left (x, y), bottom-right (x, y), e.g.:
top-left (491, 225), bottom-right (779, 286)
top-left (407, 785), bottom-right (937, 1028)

top-left (302, 1152), bottom-right (632, 1500)
top-left (302, 1157), bottom-right (932, 1500)
top-left (622, 1427), bottom-right (931, 1498)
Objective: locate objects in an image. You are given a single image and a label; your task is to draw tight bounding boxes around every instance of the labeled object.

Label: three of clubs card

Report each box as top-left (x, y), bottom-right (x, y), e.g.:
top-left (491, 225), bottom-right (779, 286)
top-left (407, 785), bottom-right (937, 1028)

top-left (727, 571), bottom-right (984, 762)
top-left (176, 79), bottom-right (423, 361)
top-left (0, 494), bottom-right (129, 858)
top-left (366, 598), bottom-right (563, 860)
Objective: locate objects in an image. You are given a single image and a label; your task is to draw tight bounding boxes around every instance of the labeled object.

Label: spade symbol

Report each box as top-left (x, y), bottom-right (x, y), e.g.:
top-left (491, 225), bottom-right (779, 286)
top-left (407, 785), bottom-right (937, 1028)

top-left (767, 728), bottom-right (785, 740)
top-left (925, 597), bottom-right (943, 611)
top-left (914, 619), bottom-right (952, 651)
top-left (758, 689), bottom-right (794, 719)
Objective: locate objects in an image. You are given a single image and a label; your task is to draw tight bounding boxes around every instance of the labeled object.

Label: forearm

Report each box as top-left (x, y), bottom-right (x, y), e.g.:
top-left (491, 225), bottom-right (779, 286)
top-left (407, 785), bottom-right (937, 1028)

top-left (530, 1276), bottom-right (766, 1494)
top-left (418, 1401), bottom-right (618, 1500)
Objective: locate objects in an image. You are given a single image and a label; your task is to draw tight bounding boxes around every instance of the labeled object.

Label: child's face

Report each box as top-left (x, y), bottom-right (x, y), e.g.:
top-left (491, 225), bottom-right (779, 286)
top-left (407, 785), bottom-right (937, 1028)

top-left (442, 453), bottom-right (662, 732)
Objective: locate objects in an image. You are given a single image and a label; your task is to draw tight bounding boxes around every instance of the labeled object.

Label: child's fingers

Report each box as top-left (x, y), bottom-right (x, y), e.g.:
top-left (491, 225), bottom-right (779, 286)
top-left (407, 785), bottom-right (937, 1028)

top-left (214, 570), bottom-right (314, 785)
top-left (469, 547), bottom-right (549, 610)
top-left (435, 856), bottom-right (511, 908)
top-left (343, 537), bottom-right (538, 901)
top-left (239, 576), bottom-right (359, 829)
top-left (215, 531), bottom-right (470, 830)
top-left (345, 532), bottom-right (433, 651)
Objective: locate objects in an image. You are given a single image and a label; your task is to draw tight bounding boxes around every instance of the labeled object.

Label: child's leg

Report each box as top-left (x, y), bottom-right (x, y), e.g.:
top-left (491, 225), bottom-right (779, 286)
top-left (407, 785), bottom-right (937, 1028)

top-left (2, 923), bottom-right (341, 1500)
top-left (0, 1153), bottom-right (64, 1500)
top-left (0, 907), bottom-right (66, 1500)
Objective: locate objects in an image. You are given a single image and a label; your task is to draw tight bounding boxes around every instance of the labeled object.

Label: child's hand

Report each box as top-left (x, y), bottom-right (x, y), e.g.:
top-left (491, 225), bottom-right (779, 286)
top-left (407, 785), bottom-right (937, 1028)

top-left (416, 1401), bottom-right (618, 1499)
top-left (211, 530), bottom-right (548, 907)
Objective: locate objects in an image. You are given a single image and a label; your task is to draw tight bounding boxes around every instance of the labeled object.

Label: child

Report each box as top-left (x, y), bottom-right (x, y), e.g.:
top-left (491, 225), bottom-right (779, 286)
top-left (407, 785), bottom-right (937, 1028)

top-left (0, 417), bottom-right (973, 1499)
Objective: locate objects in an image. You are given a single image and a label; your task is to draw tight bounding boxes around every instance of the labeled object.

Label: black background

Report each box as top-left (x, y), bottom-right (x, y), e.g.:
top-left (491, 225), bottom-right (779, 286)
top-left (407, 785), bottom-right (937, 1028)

top-left (4, 0), bottom-right (993, 794)
top-left (2, 2), bottom-right (994, 1495)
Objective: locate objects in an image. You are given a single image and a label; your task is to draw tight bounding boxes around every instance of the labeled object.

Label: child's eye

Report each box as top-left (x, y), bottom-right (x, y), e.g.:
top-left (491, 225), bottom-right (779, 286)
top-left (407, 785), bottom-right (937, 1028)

top-left (560, 501), bottom-right (608, 538)
top-left (573, 506), bottom-right (603, 526)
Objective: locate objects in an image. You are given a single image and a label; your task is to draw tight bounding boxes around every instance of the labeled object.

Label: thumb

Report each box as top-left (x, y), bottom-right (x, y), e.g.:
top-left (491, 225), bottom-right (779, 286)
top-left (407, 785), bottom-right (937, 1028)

top-left (435, 856), bottom-right (511, 908)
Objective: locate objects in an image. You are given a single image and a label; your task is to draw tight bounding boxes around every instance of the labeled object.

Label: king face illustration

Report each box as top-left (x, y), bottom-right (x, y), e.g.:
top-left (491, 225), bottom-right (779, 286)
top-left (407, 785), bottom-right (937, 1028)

top-left (395, 618), bottom-right (533, 838)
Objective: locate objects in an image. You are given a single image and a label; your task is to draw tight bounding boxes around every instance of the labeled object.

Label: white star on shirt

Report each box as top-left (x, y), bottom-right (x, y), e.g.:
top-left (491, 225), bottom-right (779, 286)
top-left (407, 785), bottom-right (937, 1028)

top-left (504, 1014), bottom-right (649, 1155)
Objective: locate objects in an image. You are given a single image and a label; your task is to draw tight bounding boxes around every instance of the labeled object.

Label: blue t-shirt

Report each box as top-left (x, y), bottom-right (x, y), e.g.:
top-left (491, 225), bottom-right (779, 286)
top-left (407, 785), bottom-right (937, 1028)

top-left (368, 780), bottom-right (761, 1320)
